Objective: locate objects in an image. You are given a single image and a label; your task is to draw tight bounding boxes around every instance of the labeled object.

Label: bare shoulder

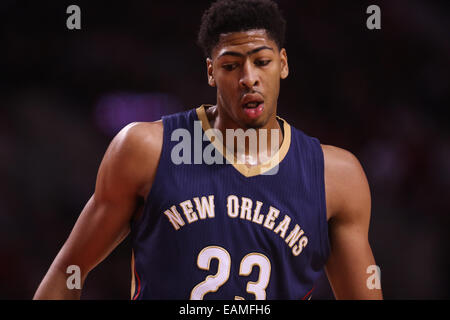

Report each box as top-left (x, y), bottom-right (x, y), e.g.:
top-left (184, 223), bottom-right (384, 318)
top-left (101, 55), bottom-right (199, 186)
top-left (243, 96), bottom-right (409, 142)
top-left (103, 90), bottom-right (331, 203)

top-left (113, 119), bottom-right (164, 176)
top-left (321, 144), bottom-right (371, 223)
top-left (321, 144), bottom-right (364, 176)
top-left (107, 120), bottom-right (164, 163)
top-left (98, 120), bottom-right (164, 199)
top-left (112, 120), bottom-right (163, 152)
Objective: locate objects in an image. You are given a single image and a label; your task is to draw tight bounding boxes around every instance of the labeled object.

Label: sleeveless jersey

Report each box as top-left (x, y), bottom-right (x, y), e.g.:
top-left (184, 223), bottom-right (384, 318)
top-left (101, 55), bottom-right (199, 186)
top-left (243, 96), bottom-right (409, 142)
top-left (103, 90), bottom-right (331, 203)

top-left (130, 105), bottom-right (330, 300)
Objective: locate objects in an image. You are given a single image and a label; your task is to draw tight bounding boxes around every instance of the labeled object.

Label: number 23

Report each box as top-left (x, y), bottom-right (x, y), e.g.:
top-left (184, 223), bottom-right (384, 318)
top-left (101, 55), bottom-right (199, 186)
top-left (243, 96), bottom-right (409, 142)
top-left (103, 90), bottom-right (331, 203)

top-left (190, 246), bottom-right (271, 300)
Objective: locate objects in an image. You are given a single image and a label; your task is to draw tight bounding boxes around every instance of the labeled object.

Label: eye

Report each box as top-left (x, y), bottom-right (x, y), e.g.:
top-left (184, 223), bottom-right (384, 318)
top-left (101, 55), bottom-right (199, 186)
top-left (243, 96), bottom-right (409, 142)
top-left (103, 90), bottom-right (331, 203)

top-left (222, 63), bottom-right (238, 71)
top-left (255, 59), bottom-right (271, 67)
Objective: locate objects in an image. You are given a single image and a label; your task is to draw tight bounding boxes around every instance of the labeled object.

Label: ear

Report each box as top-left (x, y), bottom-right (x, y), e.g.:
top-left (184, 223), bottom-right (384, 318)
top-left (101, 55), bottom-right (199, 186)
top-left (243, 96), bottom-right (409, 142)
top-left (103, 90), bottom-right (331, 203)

top-left (206, 58), bottom-right (216, 87)
top-left (279, 48), bottom-right (289, 80)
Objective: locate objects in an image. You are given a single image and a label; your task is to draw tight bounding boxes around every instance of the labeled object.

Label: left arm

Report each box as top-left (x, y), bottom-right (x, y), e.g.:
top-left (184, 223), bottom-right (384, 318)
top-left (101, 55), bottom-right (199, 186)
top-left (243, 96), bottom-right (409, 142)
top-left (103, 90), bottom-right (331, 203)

top-left (322, 145), bottom-right (383, 299)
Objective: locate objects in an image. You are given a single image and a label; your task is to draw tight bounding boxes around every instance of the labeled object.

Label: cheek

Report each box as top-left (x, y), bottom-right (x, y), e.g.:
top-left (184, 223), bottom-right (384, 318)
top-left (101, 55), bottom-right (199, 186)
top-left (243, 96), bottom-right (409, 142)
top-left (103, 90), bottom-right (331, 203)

top-left (263, 69), bottom-right (281, 97)
top-left (216, 74), bottom-right (239, 95)
top-left (215, 76), bottom-right (239, 107)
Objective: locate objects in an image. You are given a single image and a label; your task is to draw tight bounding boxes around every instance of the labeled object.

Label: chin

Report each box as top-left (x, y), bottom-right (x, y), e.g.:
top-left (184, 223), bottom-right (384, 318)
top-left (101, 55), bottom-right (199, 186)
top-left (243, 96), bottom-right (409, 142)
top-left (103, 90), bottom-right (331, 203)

top-left (231, 106), bottom-right (270, 129)
top-left (242, 115), bottom-right (269, 129)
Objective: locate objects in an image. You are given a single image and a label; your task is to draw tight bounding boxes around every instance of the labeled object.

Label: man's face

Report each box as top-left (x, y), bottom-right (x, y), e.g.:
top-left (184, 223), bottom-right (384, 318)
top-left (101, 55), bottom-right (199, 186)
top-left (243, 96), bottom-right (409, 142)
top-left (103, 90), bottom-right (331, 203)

top-left (207, 29), bottom-right (289, 129)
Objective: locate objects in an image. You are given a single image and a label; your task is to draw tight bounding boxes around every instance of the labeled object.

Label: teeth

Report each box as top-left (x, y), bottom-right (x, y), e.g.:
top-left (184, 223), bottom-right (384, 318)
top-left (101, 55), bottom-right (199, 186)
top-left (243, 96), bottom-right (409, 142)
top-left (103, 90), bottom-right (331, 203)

top-left (245, 102), bottom-right (259, 108)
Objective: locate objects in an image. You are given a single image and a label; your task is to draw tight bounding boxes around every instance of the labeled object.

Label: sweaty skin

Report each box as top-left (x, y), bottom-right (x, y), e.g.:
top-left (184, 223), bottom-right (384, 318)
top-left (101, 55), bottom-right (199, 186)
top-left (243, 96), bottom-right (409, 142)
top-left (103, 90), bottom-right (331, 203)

top-left (34, 30), bottom-right (382, 300)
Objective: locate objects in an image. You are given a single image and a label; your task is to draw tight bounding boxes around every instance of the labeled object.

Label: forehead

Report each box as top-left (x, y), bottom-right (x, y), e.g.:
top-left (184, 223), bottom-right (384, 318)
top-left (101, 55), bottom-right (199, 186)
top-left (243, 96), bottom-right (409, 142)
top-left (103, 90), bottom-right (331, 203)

top-left (212, 29), bottom-right (278, 58)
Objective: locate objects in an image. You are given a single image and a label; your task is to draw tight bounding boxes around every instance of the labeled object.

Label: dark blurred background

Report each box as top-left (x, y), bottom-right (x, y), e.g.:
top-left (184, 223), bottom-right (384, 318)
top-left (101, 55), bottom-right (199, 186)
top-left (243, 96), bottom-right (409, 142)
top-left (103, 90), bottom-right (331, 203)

top-left (1, 0), bottom-right (449, 299)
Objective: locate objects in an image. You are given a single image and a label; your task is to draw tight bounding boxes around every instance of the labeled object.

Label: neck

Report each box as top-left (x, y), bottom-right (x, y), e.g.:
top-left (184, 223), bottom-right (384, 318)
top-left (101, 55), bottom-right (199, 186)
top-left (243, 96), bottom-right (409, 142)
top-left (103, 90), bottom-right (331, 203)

top-left (204, 104), bottom-right (284, 166)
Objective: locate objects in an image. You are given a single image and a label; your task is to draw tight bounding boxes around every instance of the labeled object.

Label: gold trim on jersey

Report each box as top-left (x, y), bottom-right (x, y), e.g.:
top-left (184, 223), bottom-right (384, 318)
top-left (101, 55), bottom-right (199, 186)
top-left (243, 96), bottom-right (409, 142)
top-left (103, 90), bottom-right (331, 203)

top-left (196, 105), bottom-right (291, 178)
top-left (130, 249), bottom-right (135, 299)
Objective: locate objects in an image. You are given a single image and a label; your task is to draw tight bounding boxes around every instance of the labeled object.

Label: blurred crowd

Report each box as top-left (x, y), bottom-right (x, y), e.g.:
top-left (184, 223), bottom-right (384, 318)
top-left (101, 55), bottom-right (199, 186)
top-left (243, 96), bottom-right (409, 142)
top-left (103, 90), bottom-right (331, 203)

top-left (0, 0), bottom-right (449, 299)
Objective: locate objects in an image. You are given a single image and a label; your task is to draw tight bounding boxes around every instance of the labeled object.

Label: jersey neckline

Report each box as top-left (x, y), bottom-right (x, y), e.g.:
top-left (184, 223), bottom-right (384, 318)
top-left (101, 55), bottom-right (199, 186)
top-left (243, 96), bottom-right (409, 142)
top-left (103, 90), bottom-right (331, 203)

top-left (195, 105), bottom-right (292, 178)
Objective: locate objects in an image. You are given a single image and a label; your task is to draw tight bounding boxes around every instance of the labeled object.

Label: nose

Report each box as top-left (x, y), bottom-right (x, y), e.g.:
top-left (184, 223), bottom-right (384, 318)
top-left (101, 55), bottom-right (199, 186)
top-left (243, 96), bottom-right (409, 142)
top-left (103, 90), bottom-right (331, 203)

top-left (239, 60), bottom-right (259, 89)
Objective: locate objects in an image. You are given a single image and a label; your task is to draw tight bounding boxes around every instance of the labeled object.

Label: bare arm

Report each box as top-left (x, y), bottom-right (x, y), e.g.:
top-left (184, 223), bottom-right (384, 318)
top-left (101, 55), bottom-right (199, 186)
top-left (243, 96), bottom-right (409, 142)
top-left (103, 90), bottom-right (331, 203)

top-left (323, 145), bottom-right (383, 300)
top-left (33, 121), bottom-right (163, 299)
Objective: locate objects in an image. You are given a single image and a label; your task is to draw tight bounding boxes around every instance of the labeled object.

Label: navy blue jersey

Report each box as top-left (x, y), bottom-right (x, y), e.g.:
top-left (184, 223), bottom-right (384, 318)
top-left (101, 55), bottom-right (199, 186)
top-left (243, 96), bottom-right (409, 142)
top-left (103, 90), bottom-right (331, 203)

top-left (130, 105), bottom-right (330, 300)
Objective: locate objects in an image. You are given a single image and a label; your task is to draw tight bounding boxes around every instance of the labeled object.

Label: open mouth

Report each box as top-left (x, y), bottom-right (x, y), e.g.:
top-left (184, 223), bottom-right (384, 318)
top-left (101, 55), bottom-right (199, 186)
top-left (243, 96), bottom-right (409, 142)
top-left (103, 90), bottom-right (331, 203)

top-left (242, 101), bottom-right (265, 119)
top-left (243, 101), bottom-right (263, 109)
top-left (241, 93), bottom-right (265, 118)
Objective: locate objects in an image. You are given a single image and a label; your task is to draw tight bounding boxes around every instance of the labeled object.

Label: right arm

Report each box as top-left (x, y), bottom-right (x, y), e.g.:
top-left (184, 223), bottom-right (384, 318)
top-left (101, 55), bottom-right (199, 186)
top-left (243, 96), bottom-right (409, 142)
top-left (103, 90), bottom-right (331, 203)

top-left (33, 121), bottom-right (163, 299)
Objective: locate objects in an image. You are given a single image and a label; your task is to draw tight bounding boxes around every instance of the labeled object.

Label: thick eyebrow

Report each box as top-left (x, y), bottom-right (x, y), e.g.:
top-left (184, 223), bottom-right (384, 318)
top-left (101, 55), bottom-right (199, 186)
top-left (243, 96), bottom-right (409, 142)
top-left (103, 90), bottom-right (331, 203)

top-left (217, 46), bottom-right (274, 59)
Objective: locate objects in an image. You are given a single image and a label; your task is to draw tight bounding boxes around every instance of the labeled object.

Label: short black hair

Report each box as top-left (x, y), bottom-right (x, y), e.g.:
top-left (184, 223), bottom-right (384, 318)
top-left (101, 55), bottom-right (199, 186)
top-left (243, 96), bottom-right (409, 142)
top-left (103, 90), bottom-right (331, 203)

top-left (197, 0), bottom-right (287, 58)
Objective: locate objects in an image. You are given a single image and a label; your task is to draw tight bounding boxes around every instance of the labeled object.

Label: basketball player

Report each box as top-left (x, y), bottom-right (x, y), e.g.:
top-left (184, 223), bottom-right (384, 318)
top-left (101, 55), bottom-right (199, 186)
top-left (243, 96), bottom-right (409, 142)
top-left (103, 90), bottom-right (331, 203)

top-left (34, 0), bottom-right (383, 300)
